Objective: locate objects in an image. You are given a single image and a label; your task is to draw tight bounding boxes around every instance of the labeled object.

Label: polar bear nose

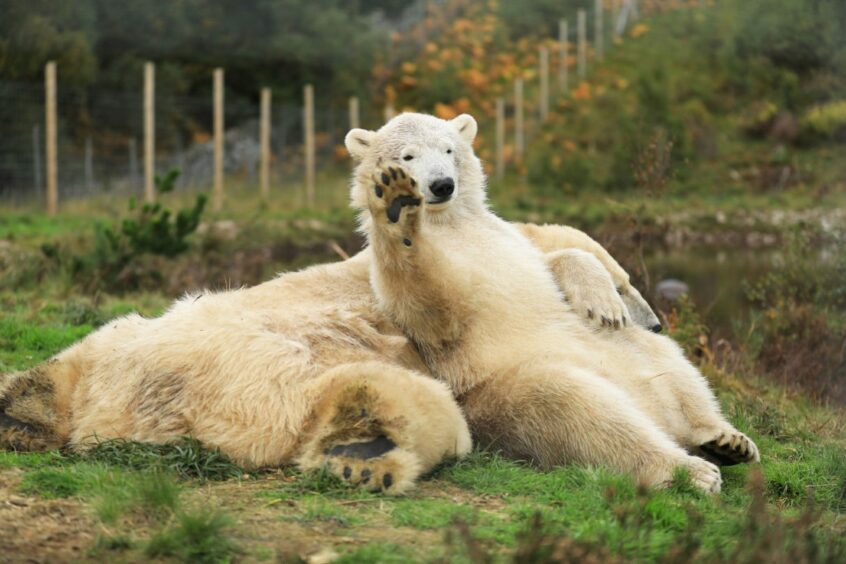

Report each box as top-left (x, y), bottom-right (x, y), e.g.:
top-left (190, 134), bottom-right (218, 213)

top-left (429, 178), bottom-right (455, 202)
top-left (650, 323), bottom-right (663, 333)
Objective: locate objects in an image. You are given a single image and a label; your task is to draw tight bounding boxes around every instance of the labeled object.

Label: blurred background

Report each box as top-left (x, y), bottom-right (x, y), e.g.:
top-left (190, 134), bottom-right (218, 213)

top-left (0, 0), bottom-right (844, 402)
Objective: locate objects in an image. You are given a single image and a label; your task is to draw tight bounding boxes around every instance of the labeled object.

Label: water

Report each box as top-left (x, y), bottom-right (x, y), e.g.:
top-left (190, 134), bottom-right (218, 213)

top-left (642, 246), bottom-right (787, 338)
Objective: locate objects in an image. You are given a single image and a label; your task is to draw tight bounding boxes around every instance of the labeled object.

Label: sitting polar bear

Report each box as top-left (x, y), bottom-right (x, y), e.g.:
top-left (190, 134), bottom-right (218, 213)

top-left (0, 112), bottom-right (757, 495)
top-left (347, 112), bottom-right (760, 494)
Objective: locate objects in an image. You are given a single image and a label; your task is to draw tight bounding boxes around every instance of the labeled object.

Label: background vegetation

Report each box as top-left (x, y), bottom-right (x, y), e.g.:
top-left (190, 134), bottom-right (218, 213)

top-left (0, 0), bottom-right (844, 561)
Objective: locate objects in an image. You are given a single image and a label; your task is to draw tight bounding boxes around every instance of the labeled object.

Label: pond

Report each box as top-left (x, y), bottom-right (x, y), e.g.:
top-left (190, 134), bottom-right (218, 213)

top-left (643, 245), bottom-right (791, 338)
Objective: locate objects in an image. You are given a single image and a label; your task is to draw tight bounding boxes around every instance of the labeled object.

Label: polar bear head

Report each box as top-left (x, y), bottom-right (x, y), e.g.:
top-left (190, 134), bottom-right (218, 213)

top-left (345, 112), bottom-right (487, 222)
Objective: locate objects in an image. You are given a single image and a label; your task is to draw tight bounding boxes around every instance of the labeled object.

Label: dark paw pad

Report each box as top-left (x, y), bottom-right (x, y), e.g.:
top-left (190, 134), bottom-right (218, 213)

top-left (361, 468), bottom-right (371, 484)
top-left (326, 435), bottom-right (396, 460)
top-left (382, 473), bottom-right (393, 489)
top-left (0, 413), bottom-right (37, 433)
top-left (699, 437), bottom-right (748, 467)
top-left (386, 195), bottom-right (421, 223)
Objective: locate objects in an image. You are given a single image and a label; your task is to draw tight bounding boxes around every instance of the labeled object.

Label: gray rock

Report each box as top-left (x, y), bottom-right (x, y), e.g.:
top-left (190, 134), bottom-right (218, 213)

top-left (656, 279), bottom-right (689, 302)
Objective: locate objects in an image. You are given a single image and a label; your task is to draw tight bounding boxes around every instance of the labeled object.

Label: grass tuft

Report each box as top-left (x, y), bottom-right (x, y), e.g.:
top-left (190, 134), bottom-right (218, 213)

top-left (18, 467), bottom-right (87, 498)
top-left (145, 509), bottom-right (239, 563)
top-left (79, 437), bottom-right (245, 481)
top-left (94, 471), bottom-right (180, 523)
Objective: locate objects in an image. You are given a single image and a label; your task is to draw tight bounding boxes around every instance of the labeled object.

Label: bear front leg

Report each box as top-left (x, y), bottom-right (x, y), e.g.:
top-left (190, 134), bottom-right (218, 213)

top-left (364, 165), bottom-right (467, 347)
top-left (366, 164), bottom-right (423, 256)
top-left (545, 248), bottom-right (632, 330)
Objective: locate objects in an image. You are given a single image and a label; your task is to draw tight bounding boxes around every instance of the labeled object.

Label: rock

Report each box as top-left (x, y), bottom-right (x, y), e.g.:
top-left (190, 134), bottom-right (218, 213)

top-left (306, 547), bottom-right (340, 564)
top-left (656, 279), bottom-right (689, 302)
top-left (8, 495), bottom-right (29, 507)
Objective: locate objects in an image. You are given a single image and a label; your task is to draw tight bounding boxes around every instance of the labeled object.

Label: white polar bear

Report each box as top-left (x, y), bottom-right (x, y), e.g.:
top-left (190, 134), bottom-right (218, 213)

top-left (0, 224), bottom-right (657, 492)
top-left (348, 112), bottom-right (759, 493)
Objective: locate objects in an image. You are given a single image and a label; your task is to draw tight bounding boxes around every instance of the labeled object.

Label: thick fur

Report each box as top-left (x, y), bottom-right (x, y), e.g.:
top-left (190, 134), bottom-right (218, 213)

top-left (352, 113), bottom-right (759, 493)
top-left (1, 114), bottom-right (758, 495)
top-left (0, 254), bottom-right (472, 494)
top-left (0, 224), bottom-right (648, 493)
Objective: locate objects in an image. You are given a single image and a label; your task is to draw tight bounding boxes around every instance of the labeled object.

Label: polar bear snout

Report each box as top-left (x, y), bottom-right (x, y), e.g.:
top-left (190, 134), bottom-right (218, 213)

top-left (428, 177), bottom-right (455, 204)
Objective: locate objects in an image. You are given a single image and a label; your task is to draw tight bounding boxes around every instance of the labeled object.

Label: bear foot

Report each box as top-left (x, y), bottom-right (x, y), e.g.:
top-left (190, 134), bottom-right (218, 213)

top-left (697, 430), bottom-right (760, 467)
top-left (296, 372), bottom-right (424, 494)
top-left (644, 453), bottom-right (722, 494)
top-left (0, 413), bottom-right (61, 451)
top-left (324, 438), bottom-right (421, 494)
top-left (677, 455), bottom-right (722, 494)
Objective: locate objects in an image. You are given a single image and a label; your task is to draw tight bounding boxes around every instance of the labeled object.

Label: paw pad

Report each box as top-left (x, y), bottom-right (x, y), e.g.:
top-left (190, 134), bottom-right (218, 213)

top-left (371, 166), bottom-right (422, 224)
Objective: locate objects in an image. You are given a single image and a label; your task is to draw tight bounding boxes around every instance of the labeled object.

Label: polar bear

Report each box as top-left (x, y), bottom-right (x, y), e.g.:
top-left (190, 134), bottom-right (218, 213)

top-left (348, 112), bottom-right (759, 493)
top-left (0, 222), bottom-right (656, 492)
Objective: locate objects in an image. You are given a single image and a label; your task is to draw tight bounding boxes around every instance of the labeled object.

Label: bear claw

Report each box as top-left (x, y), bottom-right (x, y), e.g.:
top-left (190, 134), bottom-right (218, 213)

top-left (698, 431), bottom-right (760, 466)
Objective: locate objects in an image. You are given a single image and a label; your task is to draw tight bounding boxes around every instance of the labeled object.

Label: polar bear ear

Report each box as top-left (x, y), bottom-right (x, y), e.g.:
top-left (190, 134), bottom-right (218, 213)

top-left (345, 128), bottom-right (377, 161)
top-left (451, 114), bottom-right (478, 144)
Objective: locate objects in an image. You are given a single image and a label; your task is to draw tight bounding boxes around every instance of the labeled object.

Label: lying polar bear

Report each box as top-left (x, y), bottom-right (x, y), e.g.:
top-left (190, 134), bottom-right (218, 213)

top-left (0, 112), bottom-right (757, 494)
top-left (348, 112), bottom-right (759, 494)
top-left (0, 221), bottom-right (654, 493)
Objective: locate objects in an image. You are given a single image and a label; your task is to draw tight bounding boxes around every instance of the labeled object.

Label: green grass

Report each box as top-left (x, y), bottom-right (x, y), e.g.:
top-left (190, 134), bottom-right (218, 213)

top-left (80, 437), bottom-right (245, 481)
top-left (144, 509), bottom-right (239, 563)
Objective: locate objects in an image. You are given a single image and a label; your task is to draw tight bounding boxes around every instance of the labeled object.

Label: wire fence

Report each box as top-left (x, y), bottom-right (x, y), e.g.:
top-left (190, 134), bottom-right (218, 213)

top-left (0, 79), bottom-right (384, 207)
top-left (0, 0), bottom-right (663, 212)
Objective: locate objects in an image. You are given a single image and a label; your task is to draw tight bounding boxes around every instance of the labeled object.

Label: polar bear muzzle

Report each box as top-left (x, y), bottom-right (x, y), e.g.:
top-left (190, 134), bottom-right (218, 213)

top-left (428, 177), bottom-right (455, 204)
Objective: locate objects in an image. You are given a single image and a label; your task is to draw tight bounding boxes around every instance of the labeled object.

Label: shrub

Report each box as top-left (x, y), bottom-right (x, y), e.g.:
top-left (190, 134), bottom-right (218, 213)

top-left (743, 231), bottom-right (846, 402)
top-left (800, 100), bottom-right (846, 142)
top-left (71, 169), bottom-right (206, 292)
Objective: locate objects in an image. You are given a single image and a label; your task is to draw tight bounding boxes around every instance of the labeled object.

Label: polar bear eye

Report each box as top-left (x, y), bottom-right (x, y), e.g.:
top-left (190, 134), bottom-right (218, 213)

top-left (403, 155), bottom-right (414, 161)
top-left (446, 149), bottom-right (453, 154)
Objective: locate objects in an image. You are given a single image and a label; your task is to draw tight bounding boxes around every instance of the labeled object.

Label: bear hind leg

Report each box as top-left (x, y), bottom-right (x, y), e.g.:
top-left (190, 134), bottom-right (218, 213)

top-left (0, 367), bottom-right (65, 451)
top-left (296, 362), bottom-right (471, 494)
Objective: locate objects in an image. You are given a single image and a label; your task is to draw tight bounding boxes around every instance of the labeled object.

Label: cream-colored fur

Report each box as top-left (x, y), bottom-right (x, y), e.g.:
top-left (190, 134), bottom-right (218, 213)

top-left (1, 252), bottom-right (473, 494)
top-left (1, 221), bottom-right (647, 494)
top-left (350, 112), bottom-right (759, 493)
top-left (1, 114), bottom-right (758, 495)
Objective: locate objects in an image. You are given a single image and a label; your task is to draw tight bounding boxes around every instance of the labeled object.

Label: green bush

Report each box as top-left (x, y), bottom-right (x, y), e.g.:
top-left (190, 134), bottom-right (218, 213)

top-left (800, 100), bottom-right (846, 142)
top-left (71, 169), bottom-right (206, 292)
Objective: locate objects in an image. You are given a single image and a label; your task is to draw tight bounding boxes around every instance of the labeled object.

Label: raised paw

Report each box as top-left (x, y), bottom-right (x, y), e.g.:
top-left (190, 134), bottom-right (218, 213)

top-left (369, 165), bottom-right (423, 235)
top-left (698, 430), bottom-right (760, 467)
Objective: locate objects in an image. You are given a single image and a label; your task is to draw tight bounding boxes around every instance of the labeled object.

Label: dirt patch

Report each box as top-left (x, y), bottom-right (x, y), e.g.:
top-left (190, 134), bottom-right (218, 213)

top-left (0, 469), bottom-right (97, 563)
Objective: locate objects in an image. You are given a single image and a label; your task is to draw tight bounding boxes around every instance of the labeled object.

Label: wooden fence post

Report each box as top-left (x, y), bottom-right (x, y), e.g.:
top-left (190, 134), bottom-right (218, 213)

top-left (303, 84), bottom-right (315, 207)
top-left (260, 87), bottom-right (271, 199)
top-left (44, 61), bottom-right (57, 216)
top-left (539, 46), bottom-right (549, 122)
top-left (32, 125), bottom-right (42, 200)
top-left (514, 78), bottom-right (524, 158)
top-left (611, 0), bottom-right (622, 43)
top-left (144, 62), bottom-right (155, 203)
top-left (595, 0), bottom-right (604, 62)
top-left (349, 96), bottom-right (360, 130)
top-left (578, 10), bottom-right (587, 80)
top-left (558, 19), bottom-right (569, 93)
top-left (495, 97), bottom-right (505, 180)
top-left (213, 68), bottom-right (224, 212)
